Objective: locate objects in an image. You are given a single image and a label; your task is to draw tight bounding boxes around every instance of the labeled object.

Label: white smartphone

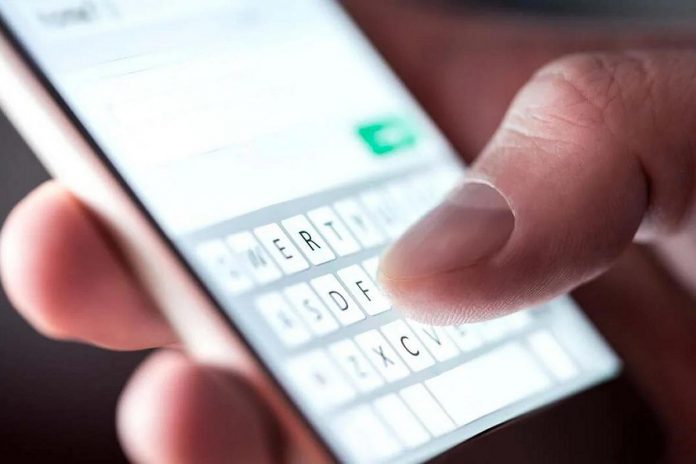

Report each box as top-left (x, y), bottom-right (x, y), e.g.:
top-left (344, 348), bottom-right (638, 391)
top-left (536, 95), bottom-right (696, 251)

top-left (0, 1), bottom-right (627, 462)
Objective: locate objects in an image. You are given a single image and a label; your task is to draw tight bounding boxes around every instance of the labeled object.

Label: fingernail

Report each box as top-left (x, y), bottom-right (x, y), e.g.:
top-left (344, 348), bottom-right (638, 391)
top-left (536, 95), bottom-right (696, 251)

top-left (380, 181), bottom-right (514, 279)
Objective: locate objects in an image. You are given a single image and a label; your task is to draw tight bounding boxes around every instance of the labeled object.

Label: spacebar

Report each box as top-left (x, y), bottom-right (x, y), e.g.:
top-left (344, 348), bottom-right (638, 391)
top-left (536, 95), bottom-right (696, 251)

top-left (425, 343), bottom-right (552, 426)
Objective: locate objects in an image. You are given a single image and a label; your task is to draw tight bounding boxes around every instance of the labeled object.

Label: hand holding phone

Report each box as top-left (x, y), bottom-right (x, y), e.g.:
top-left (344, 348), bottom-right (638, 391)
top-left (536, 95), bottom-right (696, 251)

top-left (3, 0), bottom-right (696, 462)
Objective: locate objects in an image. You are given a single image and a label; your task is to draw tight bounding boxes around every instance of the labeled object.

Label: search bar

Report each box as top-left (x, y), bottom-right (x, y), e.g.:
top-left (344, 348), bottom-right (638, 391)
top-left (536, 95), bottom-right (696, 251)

top-left (9, 0), bottom-right (241, 35)
top-left (102, 0), bottom-right (240, 23)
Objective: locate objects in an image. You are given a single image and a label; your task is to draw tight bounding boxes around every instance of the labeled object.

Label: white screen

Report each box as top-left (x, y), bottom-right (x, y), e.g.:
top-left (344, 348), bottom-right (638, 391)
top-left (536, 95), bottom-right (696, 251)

top-left (2, 0), bottom-right (449, 233)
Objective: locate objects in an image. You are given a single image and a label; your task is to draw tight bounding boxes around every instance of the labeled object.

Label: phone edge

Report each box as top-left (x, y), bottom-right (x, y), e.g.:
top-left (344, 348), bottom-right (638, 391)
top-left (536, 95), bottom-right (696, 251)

top-left (0, 21), bottom-right (337, 464)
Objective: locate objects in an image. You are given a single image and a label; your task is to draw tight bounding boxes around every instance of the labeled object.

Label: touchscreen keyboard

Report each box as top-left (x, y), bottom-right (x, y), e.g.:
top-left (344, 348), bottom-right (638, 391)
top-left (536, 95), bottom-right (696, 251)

top-left (187, 164), bottom-right (615, 463)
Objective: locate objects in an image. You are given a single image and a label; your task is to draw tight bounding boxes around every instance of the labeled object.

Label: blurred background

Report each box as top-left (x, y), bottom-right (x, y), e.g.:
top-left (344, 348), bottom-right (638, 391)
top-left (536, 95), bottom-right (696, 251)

top-left (0, 112), bottom-right (142, 463)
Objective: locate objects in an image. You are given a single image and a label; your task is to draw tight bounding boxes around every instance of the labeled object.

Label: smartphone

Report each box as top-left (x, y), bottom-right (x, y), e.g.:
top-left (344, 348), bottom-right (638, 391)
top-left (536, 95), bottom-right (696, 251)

top-left (0, 1), bottom-right (659, 462)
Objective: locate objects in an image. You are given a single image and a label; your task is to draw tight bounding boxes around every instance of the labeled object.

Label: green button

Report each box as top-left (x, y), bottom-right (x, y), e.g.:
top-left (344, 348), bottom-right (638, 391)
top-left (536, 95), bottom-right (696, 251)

top-left (356, 117), bottom-right (418, 156)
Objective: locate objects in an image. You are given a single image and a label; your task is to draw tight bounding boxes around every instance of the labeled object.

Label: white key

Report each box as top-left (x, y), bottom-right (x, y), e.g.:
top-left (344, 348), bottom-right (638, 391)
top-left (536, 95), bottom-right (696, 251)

top-left (254, 223), bottom-right (309, 274)
top-left (373, 394), bottom-right (430, 448)
top-left (226, 232), bottom-right (282, 284)
top-left (385, 181), bottom-right (420, 226)
top-left (196, 240), bottom-right (253, 294)
top-left (334, 198), bottom-right (386, 248)
top-left (425, 343), bottom-right (551, 426)
top-left (360, 189), bottom-right (409, 238)
top-left (355, 329), bottom-right (410, 382)
top-left (407, 320), bottom-right (460, 362)
top-left (310, 274), bottom-right (365, 326)
top-left (286, 350), bottom-right (356, 412)
top-left (281, 215), bottom-right (335, 265)
top-left (337, 265), bottom-right (391, 315)
top-left (409, 173), bottom-right (442, 211)
top-left (332, 406), bottom-right (402, 462)
top-left (502, 310), bottom-right (534, 331)
top-left (414, 167), bottom-right (461, 210)
top-left (401, 175), bottom-right (437, 216)
top-left (381, 320), bottom-right (435, 372)
top-left (307, 207), bottom-right (361, 256)
top-left (527, 331), bottom-right (578, 381)
top-left (362, 257), bottom-right (380, 281)
top-left (329, 339), bottom-right (384, 393)
top-left (476, 319), bottom-right (510, 342)
top-left (433, 166), bottom-right (462, 198)
top-left (283, 283), bottom-right (339, 336)
top-left (400, 384), bottom-right (455, 437)
top-left (418, 166), bottom-right (460, 203)
top-left (445, 324), bottom-right (483, 352)
top-left (255, 293), bottom-right (311, 347)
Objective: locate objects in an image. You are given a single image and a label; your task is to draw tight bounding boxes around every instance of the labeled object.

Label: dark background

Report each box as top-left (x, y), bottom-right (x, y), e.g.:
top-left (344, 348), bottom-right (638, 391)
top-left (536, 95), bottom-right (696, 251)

top-left (0, 112), bottom-right (140, 463)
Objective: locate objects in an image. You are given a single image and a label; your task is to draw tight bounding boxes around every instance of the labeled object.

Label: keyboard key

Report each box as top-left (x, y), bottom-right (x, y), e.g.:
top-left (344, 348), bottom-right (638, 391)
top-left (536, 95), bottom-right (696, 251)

top-left (334, 198), bottom-right (386, 248)
top-left (502, 310), bottom-right (534, 331)
top-left (446, 324), bottom-right (483, 352)
top-left (374, 394), bottom-right (430, 449)
top-left (412, 167), bottom-right (460, 210)
top-left (255, 293), bottom-right (311, 347)
top-left (432, 166), bottom-right (462, 198)
top-left (283, 283), bottom-right (339, 336)
top-left (307, 206), bottom-right (361, 256)
top-left (381, 320), bottom-right (435, 372)
top-left (355, 329), bottom-right (410, 382)
top-left (476, 320), bottom-right (510, 342)
top-left (407, 320), bottom-right (460, 362)
top-left (254, 223), bottom-right (309, 274)
top-left (385, 181), bottom-right (420, 226)
top-left (196, 240), bottom-right (253, 294)
top-left (417, 166), bottom-right (459, 201)
top-left (409, 173), bottom-right (442, 212)
top-left (401, 175), bottom-right (438, 216)
top-left (362, 257), bottom-right (380, 281)
top-left (527, 331), bottom-right (578, 381)
top-left (399, 384), bottom-right (455, 437)
top-left (337, 265), bottom-right (391, 315)
top-left (226, 232), bottom-right (282, 284)
top-left (286, 350), bottom-right (356, 412)
top-left (329, 339), bottom-right (384, 393)
top-left (425, 343), bottom-right (551, 426)
top-left (332, 406), bottom-right (402, 462)
top-left (281, 215), bottom-right (335, 265)
top-left (310, 274), bottom-right (365, 326)
top-left (360, 189), bottom-right (409, 238)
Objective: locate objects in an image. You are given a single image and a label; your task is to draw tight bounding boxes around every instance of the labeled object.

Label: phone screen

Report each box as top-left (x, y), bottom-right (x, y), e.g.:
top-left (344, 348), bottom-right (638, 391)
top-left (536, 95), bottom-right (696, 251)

top-left (0, 1), bottom-right (620, 462)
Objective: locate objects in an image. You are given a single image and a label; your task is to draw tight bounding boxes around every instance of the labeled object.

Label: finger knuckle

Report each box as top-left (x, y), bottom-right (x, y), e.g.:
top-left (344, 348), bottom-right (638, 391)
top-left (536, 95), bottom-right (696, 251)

top-left (535, 53), bottom-right (655, 130)
top-left (543, 50), bottom-right (696, 115)
top-left (517, 51), bottom-right (696, 234)
top-left (499, 51), bottom-right (665, 159)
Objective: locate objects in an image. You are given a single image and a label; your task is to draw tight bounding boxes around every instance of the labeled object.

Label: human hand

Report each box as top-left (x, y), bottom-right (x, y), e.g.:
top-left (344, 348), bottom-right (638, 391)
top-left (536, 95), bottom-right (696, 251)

top-left (363, 2), bottom-right (696, 460)
top-left (2, 1), bottom-right (696, 462)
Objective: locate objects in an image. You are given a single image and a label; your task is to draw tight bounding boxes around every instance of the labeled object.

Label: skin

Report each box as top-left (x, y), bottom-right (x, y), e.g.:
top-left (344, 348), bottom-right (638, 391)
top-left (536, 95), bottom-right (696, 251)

top-left (2, 1), bottom-right (696, 462)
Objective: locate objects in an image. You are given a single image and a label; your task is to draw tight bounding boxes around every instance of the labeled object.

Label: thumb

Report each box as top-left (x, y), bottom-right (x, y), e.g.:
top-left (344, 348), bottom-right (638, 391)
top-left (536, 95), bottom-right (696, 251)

top-left (379, 50), bottom-right (696, 324)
